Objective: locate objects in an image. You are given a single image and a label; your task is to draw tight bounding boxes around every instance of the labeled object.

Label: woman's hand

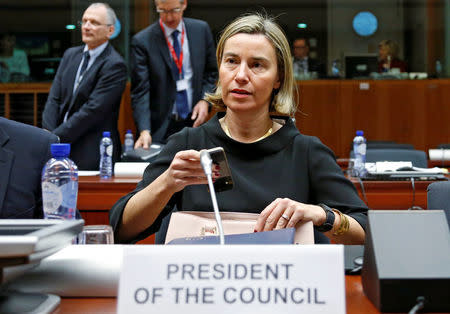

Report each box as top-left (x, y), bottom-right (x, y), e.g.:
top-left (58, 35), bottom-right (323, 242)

top-left (162, 150), bottom-right (207, 193)
top-left (119, 149), bottom-right (219, 242)
top-left (254, 198), bottom-right (326, 232)
top-left (162, 150), bottom-right (219, 193)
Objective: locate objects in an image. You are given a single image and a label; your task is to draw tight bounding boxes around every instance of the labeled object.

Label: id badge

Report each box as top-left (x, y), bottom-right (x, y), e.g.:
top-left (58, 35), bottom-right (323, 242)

top-left (176, 79), bottom-right (188, 91)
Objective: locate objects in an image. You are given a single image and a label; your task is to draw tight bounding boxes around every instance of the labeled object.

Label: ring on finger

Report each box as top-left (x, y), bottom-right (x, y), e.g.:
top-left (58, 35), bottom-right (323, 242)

top-left (281, 213), bottom-right (290, 220)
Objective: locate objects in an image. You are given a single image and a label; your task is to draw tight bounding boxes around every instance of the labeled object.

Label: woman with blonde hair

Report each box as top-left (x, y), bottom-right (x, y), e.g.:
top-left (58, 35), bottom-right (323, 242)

top-left (110, 13), bottom-right (368, 245)
top-left (378, 39), bottom-right (407, 72)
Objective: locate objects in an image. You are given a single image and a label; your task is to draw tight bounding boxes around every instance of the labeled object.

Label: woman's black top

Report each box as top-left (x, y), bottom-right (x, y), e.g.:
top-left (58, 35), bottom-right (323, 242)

top-left (110, 113), bottom-right (368, 243)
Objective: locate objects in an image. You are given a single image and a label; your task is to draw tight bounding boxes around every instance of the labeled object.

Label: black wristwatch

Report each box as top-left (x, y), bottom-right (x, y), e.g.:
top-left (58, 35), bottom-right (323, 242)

top-left (315, 203), bottom-right (335, 232)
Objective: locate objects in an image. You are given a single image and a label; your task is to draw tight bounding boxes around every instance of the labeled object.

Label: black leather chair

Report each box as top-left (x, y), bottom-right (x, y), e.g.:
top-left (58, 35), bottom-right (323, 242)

top-left (351, 148), bottom-right (428, 168)
top-left (437, 144), bottom-right (450, 149)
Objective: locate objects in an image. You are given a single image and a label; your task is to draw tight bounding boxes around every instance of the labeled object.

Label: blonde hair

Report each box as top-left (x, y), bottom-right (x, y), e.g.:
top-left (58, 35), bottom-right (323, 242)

top-left (204, 13), bottom-right (297, 116)
top-left (379, 39), bottom-right (400, 59)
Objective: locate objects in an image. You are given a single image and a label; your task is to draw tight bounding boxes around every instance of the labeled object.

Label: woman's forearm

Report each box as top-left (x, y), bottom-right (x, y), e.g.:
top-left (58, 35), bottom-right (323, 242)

top-left (117, 170), bottom-right (177, 242)
top-left (325, 214), bottom-right (365, 245)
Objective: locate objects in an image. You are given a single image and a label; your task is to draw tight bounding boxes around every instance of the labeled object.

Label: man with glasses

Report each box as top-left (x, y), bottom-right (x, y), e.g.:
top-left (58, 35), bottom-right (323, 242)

top-left (292, 37), bottom-right (325, 79)
top-left (131, 0), bottom-right (217, 148)
top-left (42, 3), bottom-right (127, 170)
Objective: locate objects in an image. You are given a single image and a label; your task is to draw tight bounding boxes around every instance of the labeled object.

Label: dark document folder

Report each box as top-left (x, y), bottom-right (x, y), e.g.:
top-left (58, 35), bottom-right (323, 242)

top-left (167, 228), bottom-right (296, 245)
top-left (364, 171), bottom-right (446, 181)
top-left (121, 144), bottom-right (164, 162)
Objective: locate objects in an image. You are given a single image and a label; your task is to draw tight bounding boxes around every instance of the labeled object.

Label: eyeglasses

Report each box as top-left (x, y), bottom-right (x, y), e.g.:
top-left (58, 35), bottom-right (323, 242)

top-left (78, 20), bottom-right (112, 28)
top-left (156, 7), bottom-right (182, 14)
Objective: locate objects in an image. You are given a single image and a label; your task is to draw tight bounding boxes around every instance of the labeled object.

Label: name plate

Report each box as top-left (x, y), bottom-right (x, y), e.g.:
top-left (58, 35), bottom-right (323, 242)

top-left (117, 245), bottom-right (345, 314)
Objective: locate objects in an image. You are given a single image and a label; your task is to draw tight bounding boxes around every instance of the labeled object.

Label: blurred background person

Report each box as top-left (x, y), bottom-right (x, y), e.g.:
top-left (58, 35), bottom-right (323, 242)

top-left (131, 0), bottom-right (217, 149)
top-left (378, 39), bottom-right (407, 73)
top-left (0, 33), bottom-right (30, 82)
top-left (292, 37), bottom-right (325, 79)
top-left (42, 3), bottom-right (127, 170)
top-left (110, 14), bottom-right (367, 245)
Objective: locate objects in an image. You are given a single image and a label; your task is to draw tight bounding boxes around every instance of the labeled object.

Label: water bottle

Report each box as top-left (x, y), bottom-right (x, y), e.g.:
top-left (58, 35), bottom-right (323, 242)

top-left (353, 130), bottom-right (367, 177)
top-left (124, 129), bottom-right (134, 153)
top-left (331, 60), bottom-right (340, 77)
top-left (435, 60), bottom-right (442, 78)
top-left (99, 131), bottom-right (113, 178)
top-left (42, 143), bottom-right (78, 220)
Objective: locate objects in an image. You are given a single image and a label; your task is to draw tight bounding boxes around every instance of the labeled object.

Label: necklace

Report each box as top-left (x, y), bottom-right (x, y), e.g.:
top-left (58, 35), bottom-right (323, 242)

top-left (222, 119), bottom-right (273, 142)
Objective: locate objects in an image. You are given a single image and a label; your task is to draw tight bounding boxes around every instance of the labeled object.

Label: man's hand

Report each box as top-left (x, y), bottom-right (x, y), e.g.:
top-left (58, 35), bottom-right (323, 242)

top-left (134, 130), bottom-right (152, 149)
top-left (191, 100), bottom-right (209, 127)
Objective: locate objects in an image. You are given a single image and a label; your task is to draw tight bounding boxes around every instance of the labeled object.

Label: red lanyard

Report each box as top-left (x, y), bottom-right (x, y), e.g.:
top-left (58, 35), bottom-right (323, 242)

top-left (159, 19), bottom-right (184, 76)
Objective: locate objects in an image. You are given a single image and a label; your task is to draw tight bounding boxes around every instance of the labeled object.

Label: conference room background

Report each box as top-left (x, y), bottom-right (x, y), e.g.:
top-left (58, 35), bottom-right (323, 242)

top-left (1, 0), bottom-right (449, 80)
top-left (1, 0), bottom-right (449, 158)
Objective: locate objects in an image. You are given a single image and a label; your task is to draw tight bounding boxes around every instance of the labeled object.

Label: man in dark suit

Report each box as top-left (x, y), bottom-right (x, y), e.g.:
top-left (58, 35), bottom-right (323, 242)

top-left (0, 117), bottom-right (59, 218)
top-left (131, 0), bottom-right (217, 148)
top-left (42, 3), bottom-right (127, 170)
top-left (292, 37), bottom-right (326, 79)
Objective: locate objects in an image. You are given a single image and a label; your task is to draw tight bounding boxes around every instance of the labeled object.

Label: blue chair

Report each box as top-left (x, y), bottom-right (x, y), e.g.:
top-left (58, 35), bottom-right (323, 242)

top-left (427, 181), bottom-right (450, 210)
top-left (351, 148), bottom-right (428, 168)
top-left (366, 142), bottom-right (414, 150)
top-left (349, 141), bottom-right (414, 157)
top-left (426, 181), bottom-right (450, 228)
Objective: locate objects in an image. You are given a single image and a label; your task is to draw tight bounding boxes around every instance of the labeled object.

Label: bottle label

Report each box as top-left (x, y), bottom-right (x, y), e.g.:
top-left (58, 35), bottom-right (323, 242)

top-left (106, 145), bottom-right (113, 157)
top-left (42, 181), bottom-right (78, 211)
top-left (60, 181), bottom-right (78, 209)
top-left (355, 143), bottom-right (366, 154)
top-left (42, 182), bottom-right (63, 212)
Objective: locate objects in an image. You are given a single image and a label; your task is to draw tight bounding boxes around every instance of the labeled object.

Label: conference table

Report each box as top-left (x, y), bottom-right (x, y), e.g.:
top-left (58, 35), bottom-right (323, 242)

top-left (72, 175), bottom-right (449, 313)
top-left (54, 276), bottom-right (379, 313)
top-left (53, 274), bottom-right (448, 313)
top-left (78, 173), bottom-right (448, 228)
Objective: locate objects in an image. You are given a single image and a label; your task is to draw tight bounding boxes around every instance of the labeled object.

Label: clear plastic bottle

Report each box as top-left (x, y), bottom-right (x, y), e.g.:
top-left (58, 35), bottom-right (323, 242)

top-left (99, 131), bottom-right (113, 178)
top-left (41, 143), bottom-right (78, 220)
top-left (331, 59), bottom-right (341, 77)
top-left (435, 60), bottom-right (442, 78)
top-left (124, 129), bottom-right (134, 153)
top-left (353, 130), bottom-right (367, 177)
top-left (385, 55), bottom-right (392, 73)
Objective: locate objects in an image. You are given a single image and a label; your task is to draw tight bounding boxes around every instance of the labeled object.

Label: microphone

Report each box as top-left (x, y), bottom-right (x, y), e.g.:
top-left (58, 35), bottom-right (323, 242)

top-left (200, 150), bottom-right (225, 245)
top-left (200, 150), bottom-right (212, 176)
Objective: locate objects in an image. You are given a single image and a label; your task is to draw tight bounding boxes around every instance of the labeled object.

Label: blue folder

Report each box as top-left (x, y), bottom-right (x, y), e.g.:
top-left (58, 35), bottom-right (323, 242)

top-left (167, 228), bottom-right (296, 245)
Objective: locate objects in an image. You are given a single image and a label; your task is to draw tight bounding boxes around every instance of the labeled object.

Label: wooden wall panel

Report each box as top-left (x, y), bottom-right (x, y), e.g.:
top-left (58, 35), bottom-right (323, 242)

top-left (374, 80), bottom-right (427, 149)
top-left (424, 80), bottom-right (450, 149)
top-left (117, 82), bottom-right (135, 143)
top-left (339, 80), bottom-right (379, 158)
top-left (2, 80), bottom-right (449, 159)
top-left (295, 81), bottom-right (342, 155)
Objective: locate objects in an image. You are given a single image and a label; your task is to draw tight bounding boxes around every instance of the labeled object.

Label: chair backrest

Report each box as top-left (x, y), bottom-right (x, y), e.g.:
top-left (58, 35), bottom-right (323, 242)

top-left (437, 144), bottom-right (450, 149)
top-left (427, 181), bottom-right (450, 210)
top-left (427, 181), bottom-right (450, 229)
top-left (350, 148), bottom-right (428, 168)
top-left (366, 142), bottom-right (414, 150)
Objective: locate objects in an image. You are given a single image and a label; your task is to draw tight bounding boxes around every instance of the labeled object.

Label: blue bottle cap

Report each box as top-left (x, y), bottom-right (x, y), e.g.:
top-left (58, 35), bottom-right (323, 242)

top-left (50, 143), bottom-right (70, 157)
top-left (356, 130), bottom-right (364, 136)
top-left (126, 129), bottom-right (132, 134)
top-left (103, 131), bottom-right (111, 137)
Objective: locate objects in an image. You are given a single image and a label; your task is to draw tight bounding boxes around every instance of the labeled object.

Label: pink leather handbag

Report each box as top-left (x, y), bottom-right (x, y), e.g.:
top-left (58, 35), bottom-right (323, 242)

top-left (165, 211), bottom-right (315, 244)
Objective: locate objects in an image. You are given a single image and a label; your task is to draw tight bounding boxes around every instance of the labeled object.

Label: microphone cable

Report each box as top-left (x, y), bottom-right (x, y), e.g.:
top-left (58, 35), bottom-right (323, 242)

top-left (200, 150), bottom-right (225, 245)
top-left (408, 177), bottom-right (424, 210)
top-left (356, 177), bottom-right (369, 206)
top-left (408, 296), bottom-right (425, 314)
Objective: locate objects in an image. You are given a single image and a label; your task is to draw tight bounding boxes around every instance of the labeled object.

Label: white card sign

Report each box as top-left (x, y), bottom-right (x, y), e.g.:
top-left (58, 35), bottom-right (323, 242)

top-left (117, 245), bottom-right (345, 314)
